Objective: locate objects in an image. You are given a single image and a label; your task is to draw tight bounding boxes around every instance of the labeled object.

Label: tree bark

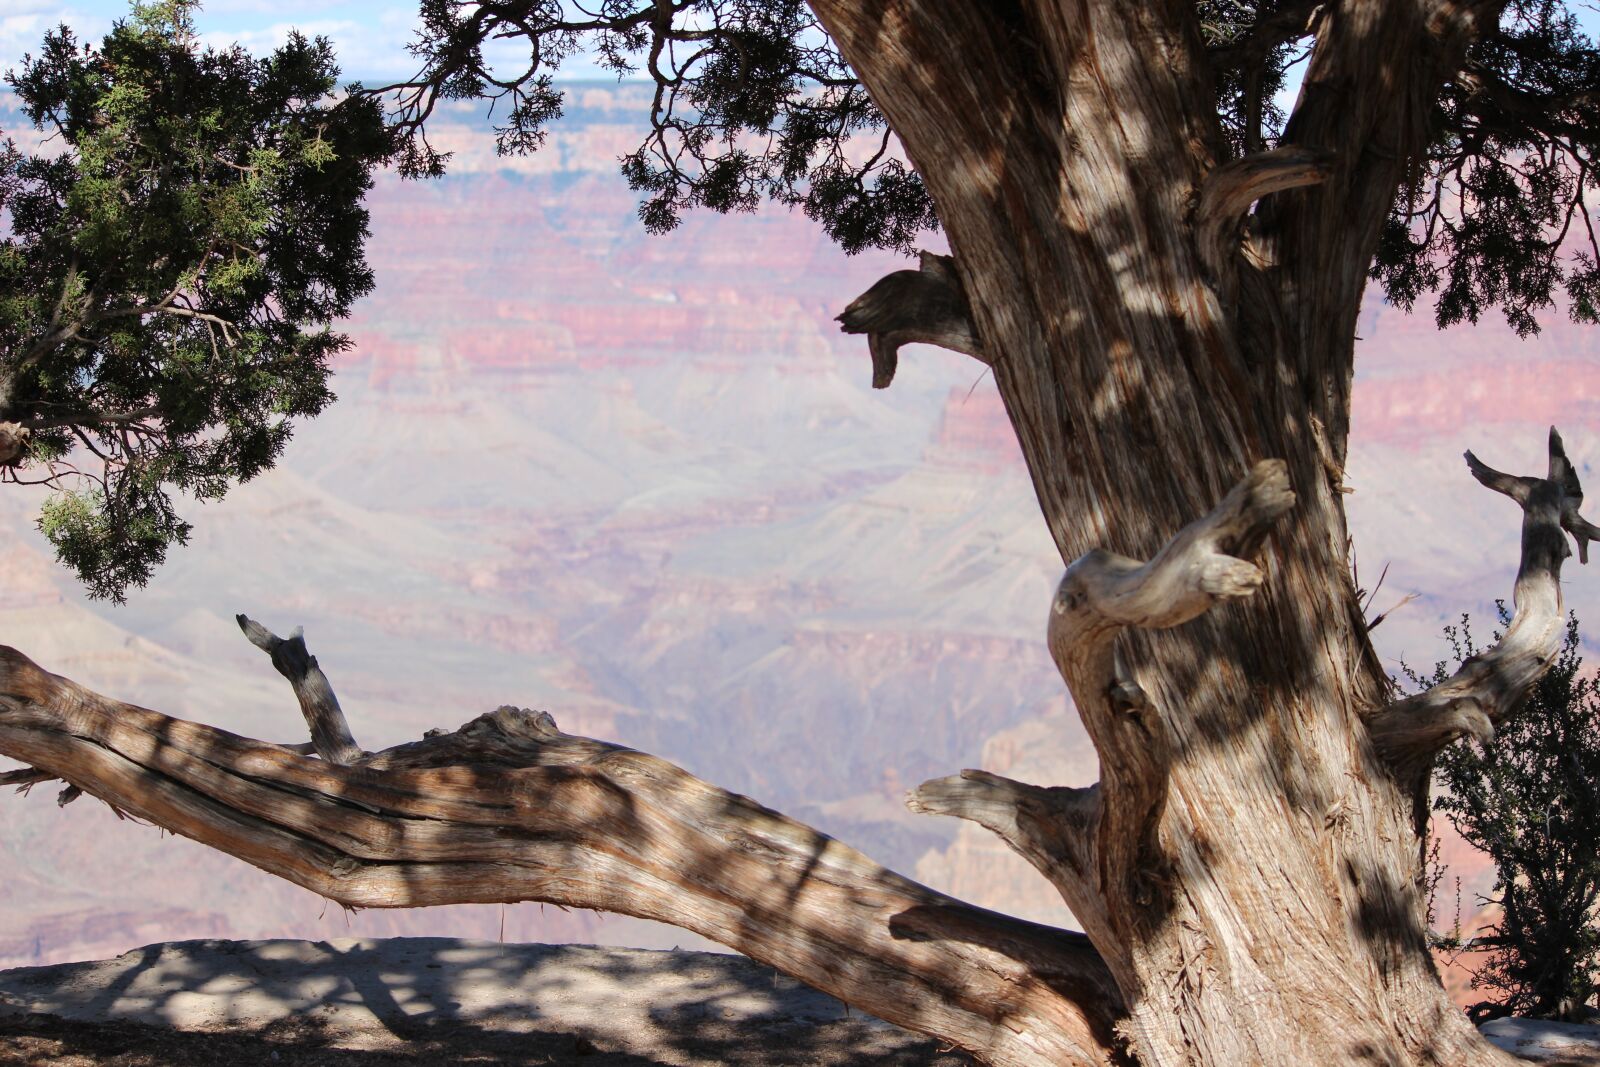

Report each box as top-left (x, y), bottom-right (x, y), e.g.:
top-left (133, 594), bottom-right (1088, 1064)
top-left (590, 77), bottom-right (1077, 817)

top-left (0, 642), bottom-right (1125, 1067)
top-left (810, 0), bottom-right (1531, 1064)
top-left (0, 2), bottom-right (1578, 1065)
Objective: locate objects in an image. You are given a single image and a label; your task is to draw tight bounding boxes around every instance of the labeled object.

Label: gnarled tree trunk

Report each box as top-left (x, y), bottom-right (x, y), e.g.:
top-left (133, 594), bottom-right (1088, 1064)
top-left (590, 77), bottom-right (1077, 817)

top-left (1, 1), bottom-right (1590, 1065)
top-left (2, 428), bottom-right (1588, 1066)
top-left (806, 0), bottom-right (1551, 1063)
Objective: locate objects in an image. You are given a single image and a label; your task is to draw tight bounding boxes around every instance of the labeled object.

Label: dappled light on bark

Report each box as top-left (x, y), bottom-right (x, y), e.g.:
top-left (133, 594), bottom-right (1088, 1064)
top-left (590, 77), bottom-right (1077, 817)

top-left (7, 1), bottom-right (1600, 1064)
top-left (0, 633), bottom-right (1122, 1067)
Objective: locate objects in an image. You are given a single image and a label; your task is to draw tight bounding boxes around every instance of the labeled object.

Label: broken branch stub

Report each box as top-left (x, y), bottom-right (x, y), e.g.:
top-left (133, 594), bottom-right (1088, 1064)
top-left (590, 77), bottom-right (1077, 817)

top-left (1370, 428), bottom-right (1598, 771)
top-left (237, 615), bottom-right (364, 766)
top-left (0, 422), bottom-right (28, 467)
top-left (911, 461), bottom-right (1293, 921)
top-left (1049, 459), bottom-right (1295, 646)
top-left (836, 251), bottom-right (988, 388)
top-left (1194, 146), bottom-right (1335, 280)
top-left (0, 766), bottom-right (56, 789)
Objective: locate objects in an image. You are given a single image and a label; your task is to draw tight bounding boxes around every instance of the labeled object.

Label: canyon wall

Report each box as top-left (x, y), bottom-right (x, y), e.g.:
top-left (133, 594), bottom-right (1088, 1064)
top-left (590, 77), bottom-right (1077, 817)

top-left (2, 87), bottom-right (1596, 977)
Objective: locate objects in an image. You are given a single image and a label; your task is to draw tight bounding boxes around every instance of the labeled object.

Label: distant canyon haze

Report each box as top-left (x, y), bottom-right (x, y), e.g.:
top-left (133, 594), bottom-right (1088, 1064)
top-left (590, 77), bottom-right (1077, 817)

top-left (1, 87), bottom-right (1597, 990)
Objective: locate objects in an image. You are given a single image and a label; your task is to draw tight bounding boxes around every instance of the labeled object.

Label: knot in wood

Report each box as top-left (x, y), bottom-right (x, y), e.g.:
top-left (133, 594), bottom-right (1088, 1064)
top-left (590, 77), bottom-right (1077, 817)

top-left (1107, 678), bottom-right (1149, 717)
top-left (488, 705), bottom-right (560, 738)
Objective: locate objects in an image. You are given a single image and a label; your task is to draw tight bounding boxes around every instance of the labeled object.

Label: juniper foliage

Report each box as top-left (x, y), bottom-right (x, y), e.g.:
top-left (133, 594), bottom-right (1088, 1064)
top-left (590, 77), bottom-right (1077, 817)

top-left (1412, 608), bottom-right (1600, 1021)
top-left (0, 0), bottom-right (392, 600)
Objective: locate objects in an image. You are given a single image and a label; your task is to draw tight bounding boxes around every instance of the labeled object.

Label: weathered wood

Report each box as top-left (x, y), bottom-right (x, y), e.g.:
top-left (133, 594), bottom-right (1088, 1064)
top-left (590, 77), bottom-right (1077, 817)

top-left (1371, 428), bottom-right (1599, 772)
top-left (0, 766), bottom-right (55, 788)
top-left (0, 4), bottom-right (1561, 1065)
top-left (836, 251), bottom-right (987, 388)
top-left (1194, 147), bottom-right (1335, 280)
top-left (0, 422), bottom-right (28, 467)
top-left (808, 2), bottom-right (1522, 1064)
top-left (237, 615), bottom-right (364, 765)
top-left (0, 648), bottom-right (1124, 1067)
top-left (913, 463), bottom-right (1292, 923)
top-left (909, 769), bottom-right (1100, 890)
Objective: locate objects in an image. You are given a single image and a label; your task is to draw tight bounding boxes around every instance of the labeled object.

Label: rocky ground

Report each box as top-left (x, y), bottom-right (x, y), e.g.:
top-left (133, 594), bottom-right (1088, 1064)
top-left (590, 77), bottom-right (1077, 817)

top-left (0, 939), bottom-right (967, 1066)
top-left (5, 937), bottom-right (1600, 1066)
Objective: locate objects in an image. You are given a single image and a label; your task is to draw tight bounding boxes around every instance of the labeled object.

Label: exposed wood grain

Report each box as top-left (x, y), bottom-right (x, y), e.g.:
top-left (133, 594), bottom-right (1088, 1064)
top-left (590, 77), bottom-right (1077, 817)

top-left (237, 615), bottom-right (364, 765)
top-left (1, 3), bottom-right (1548, 1064)
top-left (1371, 428), bottom-right (1600, 771)
top-left (0, 422), bottom-right (27, 467)
top-left (0, 648), bottom-right (1124, 1067)
top-left (0, 766), bottom-right (55, 788)
top-left (808, 3), bottom-right (1520, 1063)
top-left (1194, 147), bottom-right (1335, 279)
top-left (836, 252), bottom-right (987, 388)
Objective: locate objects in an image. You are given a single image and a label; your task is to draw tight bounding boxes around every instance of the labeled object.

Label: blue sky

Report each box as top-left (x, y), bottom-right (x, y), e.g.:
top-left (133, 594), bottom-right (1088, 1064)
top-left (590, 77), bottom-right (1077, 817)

top-left (5, 2), bottom-right (1599, 97)
top-left (0, 0), bottom-right (625, 84)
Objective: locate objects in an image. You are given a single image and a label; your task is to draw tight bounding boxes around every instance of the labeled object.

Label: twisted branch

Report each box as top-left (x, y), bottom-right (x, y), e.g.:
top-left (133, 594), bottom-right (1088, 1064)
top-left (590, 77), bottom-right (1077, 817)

top-left (912, 462), bottom-right (1294, 920)
top-left (836, 252), bottom-right (988, 388)
top-left (237, 615), bottom-right (364, 765)
top-left (1194, 146), bottom-right (1335, 279)
top-left (1370, 428), bottom-right (1599, 772)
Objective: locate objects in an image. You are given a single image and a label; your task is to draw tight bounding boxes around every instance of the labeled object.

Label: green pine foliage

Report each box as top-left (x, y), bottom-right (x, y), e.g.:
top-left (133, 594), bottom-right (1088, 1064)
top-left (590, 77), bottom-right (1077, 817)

top-left (0, 0), bottom-right (393, 600)
top-left (1411, 608), bottom-right (1600, 1021)
top-left (377, 1), bottom-right (1600, 326)
top-left (1372, 1), bottom-right (1600, 336)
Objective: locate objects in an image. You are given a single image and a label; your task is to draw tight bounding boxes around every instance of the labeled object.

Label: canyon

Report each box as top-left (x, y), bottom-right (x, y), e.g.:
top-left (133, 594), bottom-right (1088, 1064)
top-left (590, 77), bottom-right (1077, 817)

top-left (1, 87), bottom-right (1595, 998)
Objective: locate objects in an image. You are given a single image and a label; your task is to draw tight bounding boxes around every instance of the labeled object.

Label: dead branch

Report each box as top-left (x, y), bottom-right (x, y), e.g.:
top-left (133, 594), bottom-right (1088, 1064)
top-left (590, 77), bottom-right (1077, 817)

top-left (1370, 428), bottom-right (1599, 772)
top-left (0, 423), bottom-right (29, 467)
top-left (237, 615), bottom-right (364, 765)
top-left (908, 770), bottom-right (1100, 882)
top-left (912, 462), bottom-right (1293, 927)
top-left (836, 251), bottom-right (988, 388)
top-left (0, 766), bottom-right (57, 789)
top-left (0, 643), bottom-right (1123, 1067)
top-left (1049, 460), bottom-right (1295, 643)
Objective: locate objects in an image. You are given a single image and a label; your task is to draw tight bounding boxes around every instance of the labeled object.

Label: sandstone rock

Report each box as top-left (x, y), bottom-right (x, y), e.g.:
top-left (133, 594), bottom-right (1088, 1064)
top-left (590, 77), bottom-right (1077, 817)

top-left (1481, 1018), bottom-right (1600, 1065)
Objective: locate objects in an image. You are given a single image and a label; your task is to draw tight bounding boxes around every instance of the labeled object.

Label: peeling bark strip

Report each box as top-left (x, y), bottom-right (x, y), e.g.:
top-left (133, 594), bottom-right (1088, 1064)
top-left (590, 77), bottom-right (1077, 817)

top-left (0, 646), bottom-right (1124, 1067)
top-left (1370, 428), bottom-right (1600, 771)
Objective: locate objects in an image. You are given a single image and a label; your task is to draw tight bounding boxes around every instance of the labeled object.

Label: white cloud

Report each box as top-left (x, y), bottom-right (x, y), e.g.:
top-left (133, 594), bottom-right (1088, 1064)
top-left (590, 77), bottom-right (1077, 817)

top-left (2, 8), bottom-right (113, 79)
top-left (189, 12), bottom-right (416, 80)
top-left (189, 7), bottom-right (419, 80)
top-left (202, 0), bottom-right (348, 15)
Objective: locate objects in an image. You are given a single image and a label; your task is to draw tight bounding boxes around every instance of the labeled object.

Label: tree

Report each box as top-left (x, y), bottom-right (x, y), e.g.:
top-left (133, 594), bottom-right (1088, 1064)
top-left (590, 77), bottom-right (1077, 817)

top-left (3, 2), bottom-right (1600, 1065)
top-left (1417, 610), bottom-right (1600, 1023)
top-left (0, 0), bottom-right (392, 600)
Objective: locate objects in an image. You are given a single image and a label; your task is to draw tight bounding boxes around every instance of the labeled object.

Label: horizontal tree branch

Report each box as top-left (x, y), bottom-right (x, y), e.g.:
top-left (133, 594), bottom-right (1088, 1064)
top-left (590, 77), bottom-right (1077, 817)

top-left (24, 406), bottom-right (165, 433)
top-left (837, 251), bottom-right (988, 389)
top-left (0, 642), bottom-right (1125, 1067)
top-left (1370, 428), bottom-right (1598, 771)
